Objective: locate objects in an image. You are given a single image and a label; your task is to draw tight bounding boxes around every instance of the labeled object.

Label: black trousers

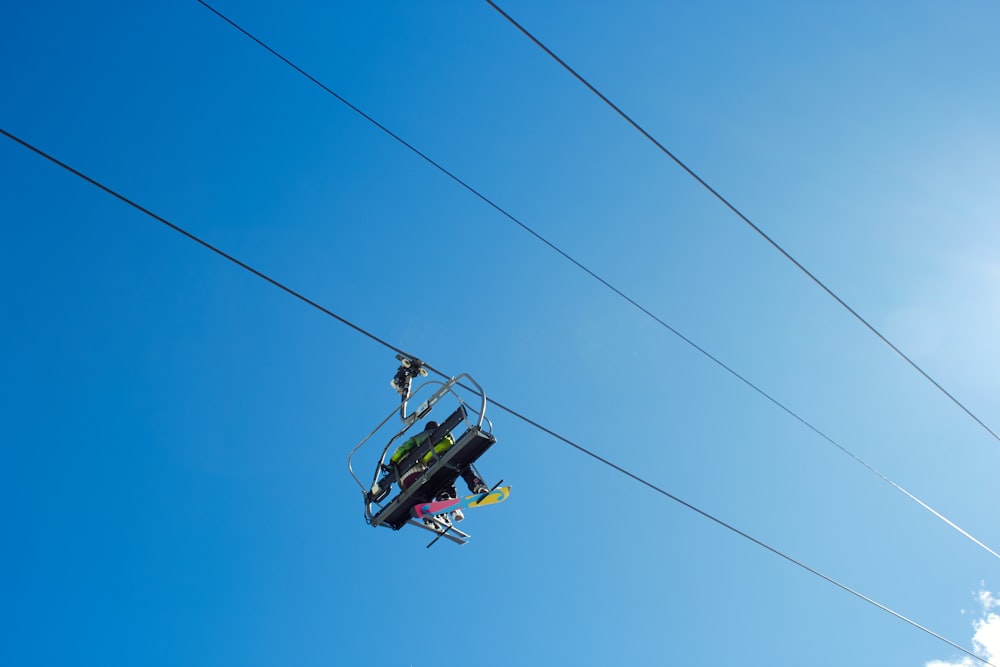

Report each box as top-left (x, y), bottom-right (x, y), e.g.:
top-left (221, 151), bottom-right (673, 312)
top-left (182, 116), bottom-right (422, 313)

top-left (437, 467), bottom-right (484, 499)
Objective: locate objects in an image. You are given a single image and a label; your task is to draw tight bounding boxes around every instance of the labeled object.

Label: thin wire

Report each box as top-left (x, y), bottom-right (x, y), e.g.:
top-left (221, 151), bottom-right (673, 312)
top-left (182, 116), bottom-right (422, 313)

top-left (194, 0), bottom-right (1000, 563)
top-left (2, 126), bottom-right (992, 667)
top-left (463, 390), bottom-right (995, 667)
top-left (482, 0), bottom-right (1000, 446)
top-left (0, 128), bottom-right (406, 360)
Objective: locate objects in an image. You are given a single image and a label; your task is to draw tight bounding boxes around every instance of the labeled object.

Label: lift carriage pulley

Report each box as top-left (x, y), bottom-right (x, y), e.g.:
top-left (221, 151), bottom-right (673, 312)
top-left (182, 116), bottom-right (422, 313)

top-left (347, 355), bottom-right (509, 546)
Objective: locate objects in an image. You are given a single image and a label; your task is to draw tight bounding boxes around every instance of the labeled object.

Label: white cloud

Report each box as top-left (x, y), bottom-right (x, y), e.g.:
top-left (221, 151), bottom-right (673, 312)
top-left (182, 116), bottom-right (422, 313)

top-left (926, 587), bottom-right (1000, 667)
top-left (973, 612), bottom-right (1000, 661)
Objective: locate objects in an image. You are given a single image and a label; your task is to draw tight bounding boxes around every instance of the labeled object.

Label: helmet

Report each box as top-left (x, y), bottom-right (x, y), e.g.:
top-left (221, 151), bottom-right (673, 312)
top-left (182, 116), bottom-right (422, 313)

top-left (425, 421), bottom-right (439, 430)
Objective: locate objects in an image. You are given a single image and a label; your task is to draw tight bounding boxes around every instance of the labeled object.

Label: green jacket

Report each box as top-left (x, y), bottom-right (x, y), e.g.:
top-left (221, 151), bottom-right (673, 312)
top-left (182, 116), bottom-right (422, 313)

top-left (391, 431), bottom-right (456, 466)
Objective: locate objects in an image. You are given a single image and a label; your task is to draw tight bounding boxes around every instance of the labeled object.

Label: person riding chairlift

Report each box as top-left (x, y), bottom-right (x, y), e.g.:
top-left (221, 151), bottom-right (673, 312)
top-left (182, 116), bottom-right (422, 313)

top-left (389, 420), bottom-right (488, 524)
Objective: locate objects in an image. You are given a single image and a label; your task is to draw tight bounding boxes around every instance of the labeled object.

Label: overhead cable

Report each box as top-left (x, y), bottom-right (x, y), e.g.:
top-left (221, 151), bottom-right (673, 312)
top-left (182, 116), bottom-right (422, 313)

top-left (483, 0), bottom-right (1000, 445)
top-left (0, 129), bottom-right (407, 361)
top-left (1, 126), bottom-right (992, 667)
top-left (193, 0), bottom-right (1000, 563)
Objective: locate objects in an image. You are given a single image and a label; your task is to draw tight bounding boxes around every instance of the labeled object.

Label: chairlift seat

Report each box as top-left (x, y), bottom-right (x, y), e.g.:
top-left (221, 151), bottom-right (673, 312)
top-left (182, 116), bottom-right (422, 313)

top-left (371, 426), bottom-right (497, 530)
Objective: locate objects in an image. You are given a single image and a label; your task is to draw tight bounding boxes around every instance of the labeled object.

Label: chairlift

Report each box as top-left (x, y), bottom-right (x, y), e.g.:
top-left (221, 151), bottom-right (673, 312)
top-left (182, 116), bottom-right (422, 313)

top-left (348, 355), bottom-right (508, 546)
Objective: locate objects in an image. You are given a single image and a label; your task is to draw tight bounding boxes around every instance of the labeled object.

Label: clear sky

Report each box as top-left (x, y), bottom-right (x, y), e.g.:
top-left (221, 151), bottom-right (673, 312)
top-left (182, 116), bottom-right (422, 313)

top-left (2, 1), bottom-right (999, 665)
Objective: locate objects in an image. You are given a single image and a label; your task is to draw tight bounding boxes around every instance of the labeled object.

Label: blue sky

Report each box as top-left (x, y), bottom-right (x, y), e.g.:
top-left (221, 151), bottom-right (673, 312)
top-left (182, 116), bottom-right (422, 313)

top-left (3, 1), bottom-right (999, 665)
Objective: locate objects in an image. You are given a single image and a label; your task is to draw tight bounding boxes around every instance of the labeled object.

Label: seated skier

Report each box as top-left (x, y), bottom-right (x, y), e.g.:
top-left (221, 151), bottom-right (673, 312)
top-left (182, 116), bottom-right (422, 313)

top-left (390, 420), bottom-right (453, 489)
top-left (368, 420), bottom-right (445, 504)
top-left (389, 420), bottom-right (488, 524)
